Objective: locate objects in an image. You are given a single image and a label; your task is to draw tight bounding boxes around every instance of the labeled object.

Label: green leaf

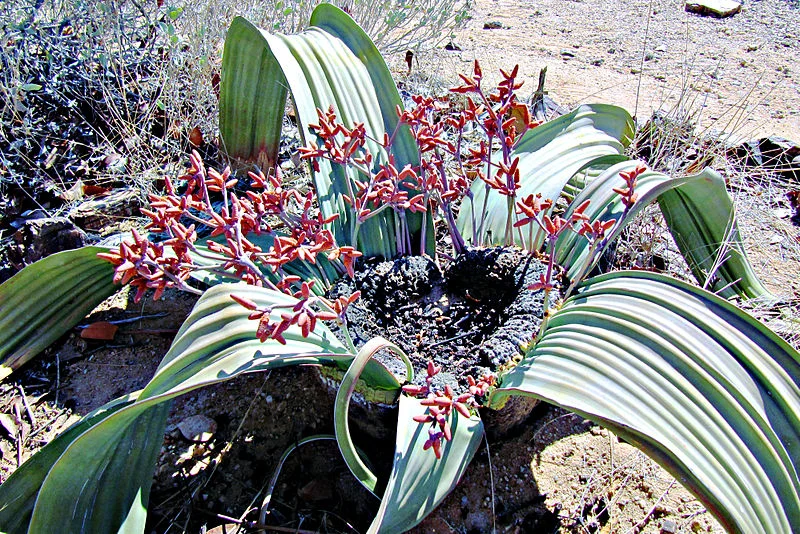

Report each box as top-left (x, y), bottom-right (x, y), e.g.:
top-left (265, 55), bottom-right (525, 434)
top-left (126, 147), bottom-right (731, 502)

top-left (30, 403), bottom-right (171, 533)
top-left (555, 161), bottom-right (771, 300)
top-left (0, 393), bottom-right (138, 534)
top-left (491, 271), bottom-right (800, 534)
top-left (20, 83), bottom-right (42, 92)
top-left (456, 104), bottom-right (635, 249)
top-left (658, 175), bottom-right (770, 299)
top-left (335, 337), bottom-right (412, 493)
top-left (0, 247), bottom-right (117, 380)
top-left (4, 284), bottom-right (399, 533)
top-left (368, 395), bottom-right (484, 533)
top-left (219, 17), bottom-right (287, 170)
top-left (167, 6), bottom-right (183, 20)
top-left (220, 5), bottom-right (421, 257)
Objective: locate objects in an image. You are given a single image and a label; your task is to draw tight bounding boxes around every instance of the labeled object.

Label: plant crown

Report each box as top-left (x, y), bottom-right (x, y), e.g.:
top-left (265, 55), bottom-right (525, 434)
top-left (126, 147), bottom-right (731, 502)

top-left (99, 61), bottom-right (639, 456)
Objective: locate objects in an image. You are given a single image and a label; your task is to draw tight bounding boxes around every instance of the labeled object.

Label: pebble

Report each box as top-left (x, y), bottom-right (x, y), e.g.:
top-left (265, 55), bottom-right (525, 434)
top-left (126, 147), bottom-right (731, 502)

top-left (685, 0), bottom-right (742, 18)
top-left (177, 414), bottom-right (217, 442)
top-left (466, 511), bottom-right (491, 532)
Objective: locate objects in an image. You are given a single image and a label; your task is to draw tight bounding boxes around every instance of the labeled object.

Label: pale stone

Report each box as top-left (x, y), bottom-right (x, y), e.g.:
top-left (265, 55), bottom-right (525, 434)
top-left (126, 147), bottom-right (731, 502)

top-left (685, 0), bottom-right (742, 18)
top-left (177, 414), bottom-right (217, 442)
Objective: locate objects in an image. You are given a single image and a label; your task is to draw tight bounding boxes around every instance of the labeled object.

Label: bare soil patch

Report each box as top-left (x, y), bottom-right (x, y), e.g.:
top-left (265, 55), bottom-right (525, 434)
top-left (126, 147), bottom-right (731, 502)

top-left (403, 0), bottom-right (799, 141)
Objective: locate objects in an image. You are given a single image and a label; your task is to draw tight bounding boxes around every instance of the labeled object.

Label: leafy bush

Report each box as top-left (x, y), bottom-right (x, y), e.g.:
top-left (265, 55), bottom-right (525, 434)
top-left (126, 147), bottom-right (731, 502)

top-left (1, 0), bottom-right (179, 197)
top-left (258, 0), bottom-right (472, 53)
top-left (0, 0), bottom-right (465, 230)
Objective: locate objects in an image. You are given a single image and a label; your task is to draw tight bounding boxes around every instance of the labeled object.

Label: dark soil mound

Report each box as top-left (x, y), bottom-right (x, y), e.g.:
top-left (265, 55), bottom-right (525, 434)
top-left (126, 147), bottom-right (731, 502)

top-left (328, 247), bottom-right (559, 395)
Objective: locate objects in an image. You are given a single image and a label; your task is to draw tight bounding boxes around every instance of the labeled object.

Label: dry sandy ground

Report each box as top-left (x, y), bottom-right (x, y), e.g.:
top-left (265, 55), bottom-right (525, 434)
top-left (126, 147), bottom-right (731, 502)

top-left (404, 0), bottom-right (799, 142)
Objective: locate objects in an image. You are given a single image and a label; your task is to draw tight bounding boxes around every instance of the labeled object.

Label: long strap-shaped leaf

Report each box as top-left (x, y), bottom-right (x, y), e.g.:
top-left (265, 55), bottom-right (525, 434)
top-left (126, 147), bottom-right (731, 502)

top-left (0, 392), bottom-right (138, 533)
top-left (368, 395), bottom-right (484, 533)
top-left (220, 5), bottom-right (419, 257)
top-left (658, 177), bottom-right (769, 300)
top-left (30, 403), bottom-right (171, 533)
top-left (0, 284), bottom-right (400, 533)
top-left (334, 336), bottom-right (412, 494)
top-left (490, 271), bottom-right (800, 534)
top-left (455, 104), bottom-right (635, 249)
top-left (555, 161), bottom-right (771, 299)
top-left (331, 338), bottom-right (484, 533)
top-left (0, 246), bottom-right (117, 380)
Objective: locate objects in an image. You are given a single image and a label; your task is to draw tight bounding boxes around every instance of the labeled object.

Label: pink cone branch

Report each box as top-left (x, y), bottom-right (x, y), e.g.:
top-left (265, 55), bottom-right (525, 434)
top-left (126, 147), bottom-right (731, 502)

top-left (404, 361), bottom-right (496, 458)
top-left (99, 149), bottom-right (361, 344)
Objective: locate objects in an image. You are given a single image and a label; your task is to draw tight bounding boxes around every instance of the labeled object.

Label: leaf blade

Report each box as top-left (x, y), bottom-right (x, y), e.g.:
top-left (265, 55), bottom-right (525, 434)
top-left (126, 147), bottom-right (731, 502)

top-left (0, 393), bottom-right (138, 534)
top-left (219, 17), bottom-right (287, 169)
top-left (554, 162), bottom-right (771, 299)
top-left (220, 6), bottom-right (421, 257)
top-left (369, 395), bottom-right (484, 533)
top-left (658, 175), bottom-right (770, 299)
top-left (456, 104), bottom-right (634, 248)
top-left (491, 271), bottom-right (800, 534)
top-left (0, 247), bottom-right (117, 379)
top-left (10, 283), bottom-right (400, 533)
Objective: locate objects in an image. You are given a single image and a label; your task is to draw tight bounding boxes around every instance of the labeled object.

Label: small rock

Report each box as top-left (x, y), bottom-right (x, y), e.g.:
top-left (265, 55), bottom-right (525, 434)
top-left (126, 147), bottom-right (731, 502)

top-left (298, 478), bottom-right (335, 502)
top-left (103, 153), bottom-right (127, 173)
top-left (590, 58), bottom-right (604, 66)
top-left (18, 209), bottom-right (48, 222)
top-left (187, 461), bottom-right (205, 476)
top-left (444, 41), bottom-right (462, 51)
top-left (465, 511), bottom-right (491, 532)
top-left (10, 217), bottom-right (87, 267)
top-left (80, 321), bottom-right (119, 341)
top-left (483, 21), bottom-right (505, 30)
top-left (661, 519), bottom-right (678, 533)
top-left (69, 188), bottom-right (142, 231)
top-left (685, 0), bottom-right (742, 18)
top-left (177, 414), bottom-right (217, 442)
top-left (773, 207), bottom-right (793, 219)
top-left (560, 49), bottom-right (576, 58)
top-left (731, 136), bottom-right (800, 180)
